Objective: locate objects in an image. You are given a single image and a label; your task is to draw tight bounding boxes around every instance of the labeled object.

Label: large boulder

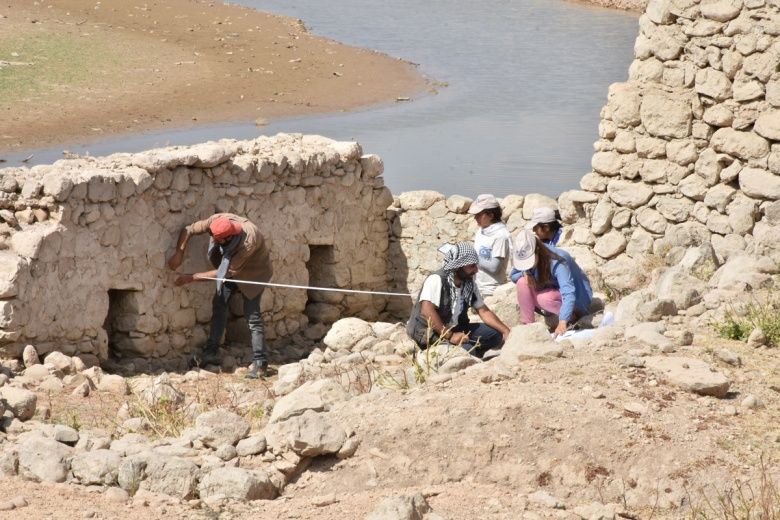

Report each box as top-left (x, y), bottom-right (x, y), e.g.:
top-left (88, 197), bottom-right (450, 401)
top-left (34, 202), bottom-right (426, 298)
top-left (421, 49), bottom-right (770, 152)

top-left (645, 356), bottom-right (730, 398)
top-left (655, 267), bottom-right (707, 310)
top-left (323, 317), bottom-right (374, 351)
top-left (195, 409), bottom-right (250, 448)
top-left (264, 410), bottom-right (347, 457)
top-left (270, 379), bottom-right (350, 423)
top-left (139, 456), bottom-right (199, 499)
top-left (709, 254), bottom-right (773, 290)
top-left (43, 352), bottom-right (74, 375)
top-left (615, 290), bottom-right (676, 326)
top-left (366, 493), bottom-right (432, 520)
top-left (236, 434), bottom-right (267, 457)
top-left (626, 322), bottom-right (675, 351)
top-left (0, 387), bottom-right (37, 420)
top-left (499, 323), bottom-right (563, 364)
top-left (483, 283), bottom-right (522, 329)
top-left (600, 255), bottom-right (647, 293)
top-left (198, 467), bottom-right (276, 501)
top-left (70, 449), bottom-right (122, 486)
top-left (17, 434), bottom-right (71, 482)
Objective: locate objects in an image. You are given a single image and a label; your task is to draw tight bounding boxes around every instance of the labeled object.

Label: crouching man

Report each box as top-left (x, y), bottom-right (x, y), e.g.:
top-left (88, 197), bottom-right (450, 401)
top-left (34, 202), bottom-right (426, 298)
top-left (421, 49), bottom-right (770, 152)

top-left (406, 242), bottom-right (510, 357)
top-left (167, 213), bottom-right (273, 379)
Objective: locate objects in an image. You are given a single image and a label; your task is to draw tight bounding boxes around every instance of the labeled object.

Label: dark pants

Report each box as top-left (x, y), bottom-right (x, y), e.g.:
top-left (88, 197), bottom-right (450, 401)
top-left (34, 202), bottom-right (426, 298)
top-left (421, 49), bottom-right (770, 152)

top-left (206, 282), bottom-right (267, 366)
top-left (452, 322), bottom-right (504, 358)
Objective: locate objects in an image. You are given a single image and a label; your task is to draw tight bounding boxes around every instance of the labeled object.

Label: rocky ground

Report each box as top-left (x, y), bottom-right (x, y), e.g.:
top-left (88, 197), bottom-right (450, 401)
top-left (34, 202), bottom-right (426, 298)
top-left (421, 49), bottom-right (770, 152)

top-left (1, 242), bottom-right (779, 519)
top-left (0, 0), bottom-right (425, 153)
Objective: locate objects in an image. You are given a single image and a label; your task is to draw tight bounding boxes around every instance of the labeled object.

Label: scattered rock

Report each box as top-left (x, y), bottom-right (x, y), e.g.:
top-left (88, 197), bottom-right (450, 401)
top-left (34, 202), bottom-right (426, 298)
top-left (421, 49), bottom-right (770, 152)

top-left (715, 349), bottom-right (741, 366)
top-left (645, 356), bottom-right (731, 398)
top-left (270, 379), bottom-right (350, 423)
top-left (194, 409), bottom-right (250, 448)
top-left (198, 467), bottom-right (276, 501)
top-left (236, 434), bottom-right (267, 457)
top-left (500, 323), bottom-right (563, 363)
top-left (366, 492), bottom-right (432, 520)
top-left (0, 387), bottom-right (37, 420)
top-left (265, 410), bottom-right (347, 457)
top-left (741, 394), bottom-right (761, 409)
top-left (747, 328), bottom-right (766, 348)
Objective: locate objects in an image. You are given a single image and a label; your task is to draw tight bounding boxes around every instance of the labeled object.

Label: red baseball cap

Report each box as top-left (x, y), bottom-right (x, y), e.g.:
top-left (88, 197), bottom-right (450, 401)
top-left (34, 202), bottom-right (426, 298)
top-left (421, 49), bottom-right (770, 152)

top-left (209, 217), bottom-right (242, 241)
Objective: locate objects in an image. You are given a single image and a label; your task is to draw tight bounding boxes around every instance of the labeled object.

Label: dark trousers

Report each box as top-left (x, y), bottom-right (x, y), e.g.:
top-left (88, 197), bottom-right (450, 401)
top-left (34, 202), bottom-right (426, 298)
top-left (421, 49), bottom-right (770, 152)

top-left (206, 282), bottom-right (267, 366)
top-left (452, 322), bottom-right (504, 358)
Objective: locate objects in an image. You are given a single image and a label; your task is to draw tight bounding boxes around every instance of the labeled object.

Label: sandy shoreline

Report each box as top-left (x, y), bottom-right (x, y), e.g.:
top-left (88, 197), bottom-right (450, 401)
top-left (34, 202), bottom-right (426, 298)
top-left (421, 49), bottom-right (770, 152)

top-left (0, 0), bottom-right (426, 154)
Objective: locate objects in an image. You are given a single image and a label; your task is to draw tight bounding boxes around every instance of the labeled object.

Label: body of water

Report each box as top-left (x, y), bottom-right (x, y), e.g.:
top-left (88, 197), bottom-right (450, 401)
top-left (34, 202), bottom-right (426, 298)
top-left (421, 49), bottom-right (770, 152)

top-left (2, 0), bottom-right (638, 197)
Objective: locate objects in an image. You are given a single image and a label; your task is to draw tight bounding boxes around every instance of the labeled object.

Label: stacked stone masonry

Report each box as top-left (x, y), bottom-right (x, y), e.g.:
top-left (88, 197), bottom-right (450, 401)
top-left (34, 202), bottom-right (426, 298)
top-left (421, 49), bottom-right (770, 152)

top-left (555, 0), bottom-right (780, 293)
top-left (0, 134), bottom-right (391, 370)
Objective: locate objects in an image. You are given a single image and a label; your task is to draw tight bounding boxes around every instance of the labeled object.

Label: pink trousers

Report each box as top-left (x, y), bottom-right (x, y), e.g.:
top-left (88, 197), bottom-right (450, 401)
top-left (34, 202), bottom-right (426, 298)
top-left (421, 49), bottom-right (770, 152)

top-left (516, 276), bottom-right (562, 324)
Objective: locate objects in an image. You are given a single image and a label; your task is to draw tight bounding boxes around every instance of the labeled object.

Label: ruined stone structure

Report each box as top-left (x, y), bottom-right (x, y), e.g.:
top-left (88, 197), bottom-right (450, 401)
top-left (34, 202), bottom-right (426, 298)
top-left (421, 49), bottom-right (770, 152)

top-left (0, 134), bottom-right (391, 370)
top-left (548, 0), bottom-right (780, 292)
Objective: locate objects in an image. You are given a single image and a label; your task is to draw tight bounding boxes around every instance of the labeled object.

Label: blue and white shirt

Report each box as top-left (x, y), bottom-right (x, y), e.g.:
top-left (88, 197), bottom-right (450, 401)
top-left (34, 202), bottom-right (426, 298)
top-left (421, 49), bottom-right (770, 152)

top-left (473, 222), bottom-right (512, 296)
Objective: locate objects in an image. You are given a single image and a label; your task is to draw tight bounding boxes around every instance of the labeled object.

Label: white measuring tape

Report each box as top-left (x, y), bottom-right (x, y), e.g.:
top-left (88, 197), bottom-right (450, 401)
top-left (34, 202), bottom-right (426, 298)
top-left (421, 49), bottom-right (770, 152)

top-left (200, 276), bottom-right (413, 298)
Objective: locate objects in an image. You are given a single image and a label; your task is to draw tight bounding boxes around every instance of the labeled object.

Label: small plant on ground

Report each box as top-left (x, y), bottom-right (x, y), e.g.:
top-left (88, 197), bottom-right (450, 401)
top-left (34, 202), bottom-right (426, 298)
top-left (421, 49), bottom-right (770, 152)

top-left (133, 395), bottom-right (190, 438)
top-left (712, 296), bottom-right (780, 347)
top-left (686, 456), bottom-right (779, 519)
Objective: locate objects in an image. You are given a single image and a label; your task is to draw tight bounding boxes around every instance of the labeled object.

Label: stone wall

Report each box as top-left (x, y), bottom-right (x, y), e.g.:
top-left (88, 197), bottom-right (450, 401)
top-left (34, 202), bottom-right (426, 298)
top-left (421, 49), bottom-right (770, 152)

top-left (552, 0), bottom-right (780, 293)
top-left (0, 134), bottom-right (392, 370)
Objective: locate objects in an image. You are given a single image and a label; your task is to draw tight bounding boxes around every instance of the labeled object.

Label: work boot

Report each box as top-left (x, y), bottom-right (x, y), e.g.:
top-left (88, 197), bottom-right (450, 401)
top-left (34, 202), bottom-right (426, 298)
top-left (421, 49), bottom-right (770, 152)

top-left (245, 361), bottom-right (268, 379)
top-left (190, 348), bottom-right (221, 369)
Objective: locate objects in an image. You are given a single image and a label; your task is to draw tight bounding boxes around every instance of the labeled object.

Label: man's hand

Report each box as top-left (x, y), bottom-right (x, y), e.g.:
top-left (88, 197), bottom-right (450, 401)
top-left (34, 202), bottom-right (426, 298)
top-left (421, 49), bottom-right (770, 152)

top-left (553, 320), bottom-right (568, 338)
top-left (175, 274), bottom-right (195, 286)
top-left (449, 331), bottom-right (470, 345)
top-left (167, 250), bottom-right (184, 271)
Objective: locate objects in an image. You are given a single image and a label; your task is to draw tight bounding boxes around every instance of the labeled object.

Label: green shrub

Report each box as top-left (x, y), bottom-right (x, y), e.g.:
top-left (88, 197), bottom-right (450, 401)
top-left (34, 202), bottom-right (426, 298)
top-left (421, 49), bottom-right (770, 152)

top-left (713, 297), bottom-right (780, 347)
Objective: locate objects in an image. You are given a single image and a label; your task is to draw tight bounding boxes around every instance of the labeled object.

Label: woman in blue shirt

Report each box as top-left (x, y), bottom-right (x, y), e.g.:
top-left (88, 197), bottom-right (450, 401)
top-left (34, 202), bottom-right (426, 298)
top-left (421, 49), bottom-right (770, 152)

top-left (511, 229), bottom-right (592, 337)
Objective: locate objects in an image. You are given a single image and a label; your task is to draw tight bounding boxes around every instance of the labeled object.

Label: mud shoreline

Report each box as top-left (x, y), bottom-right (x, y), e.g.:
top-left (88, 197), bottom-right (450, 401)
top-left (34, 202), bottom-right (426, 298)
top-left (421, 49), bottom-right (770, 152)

top-left (0, 0), bottom-right (426, 154)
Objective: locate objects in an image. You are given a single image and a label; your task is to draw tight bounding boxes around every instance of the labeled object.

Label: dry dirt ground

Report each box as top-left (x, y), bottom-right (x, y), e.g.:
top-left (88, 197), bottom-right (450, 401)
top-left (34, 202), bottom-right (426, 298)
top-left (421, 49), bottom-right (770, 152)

top-left (4, 327), bottom-right (779, 519)
top-left (0, 0), bottom-right (425, 154)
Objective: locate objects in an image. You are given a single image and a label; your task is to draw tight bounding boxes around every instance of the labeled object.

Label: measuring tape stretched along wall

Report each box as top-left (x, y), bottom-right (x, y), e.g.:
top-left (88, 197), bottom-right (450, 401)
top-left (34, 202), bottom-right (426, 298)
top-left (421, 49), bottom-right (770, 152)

top-left (200, 276), bottom-right (413, 298)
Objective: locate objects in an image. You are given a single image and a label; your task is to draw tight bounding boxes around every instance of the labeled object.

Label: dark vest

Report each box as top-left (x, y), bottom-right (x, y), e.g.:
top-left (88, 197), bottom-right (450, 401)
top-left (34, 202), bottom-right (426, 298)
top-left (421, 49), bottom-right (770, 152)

top-left (406, 270), bottom-right (472, 349)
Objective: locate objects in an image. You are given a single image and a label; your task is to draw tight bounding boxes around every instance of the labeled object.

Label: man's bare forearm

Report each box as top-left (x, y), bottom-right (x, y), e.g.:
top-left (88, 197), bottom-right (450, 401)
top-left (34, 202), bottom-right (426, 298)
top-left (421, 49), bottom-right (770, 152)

top-left (175, 227), bottom-right (191, 252)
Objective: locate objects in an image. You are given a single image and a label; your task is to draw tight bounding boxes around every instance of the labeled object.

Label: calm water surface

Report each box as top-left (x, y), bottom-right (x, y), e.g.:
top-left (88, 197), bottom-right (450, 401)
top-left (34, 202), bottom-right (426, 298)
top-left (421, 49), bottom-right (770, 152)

top-left (3, 0), bottom-right (638, 197)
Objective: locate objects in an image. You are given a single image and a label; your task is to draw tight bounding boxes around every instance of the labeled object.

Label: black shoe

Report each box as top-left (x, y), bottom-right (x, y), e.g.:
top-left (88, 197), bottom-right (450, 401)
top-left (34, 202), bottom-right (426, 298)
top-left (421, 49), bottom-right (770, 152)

top-left (245, 361), bottom-right (268, 379)
top-left (190, 350), bottom-right (221, 368)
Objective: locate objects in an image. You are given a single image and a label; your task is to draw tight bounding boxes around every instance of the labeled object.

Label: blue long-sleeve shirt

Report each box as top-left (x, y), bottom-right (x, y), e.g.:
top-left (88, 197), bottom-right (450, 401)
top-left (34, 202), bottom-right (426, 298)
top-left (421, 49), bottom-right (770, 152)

top-left (510, 244), bottom-right (592, 321)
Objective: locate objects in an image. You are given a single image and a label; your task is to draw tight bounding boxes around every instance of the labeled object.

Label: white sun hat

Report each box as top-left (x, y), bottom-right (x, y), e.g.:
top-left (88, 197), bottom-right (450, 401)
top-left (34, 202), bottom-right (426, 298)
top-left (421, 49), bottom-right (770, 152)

top-left (512, 228), bottom-right (538, 271)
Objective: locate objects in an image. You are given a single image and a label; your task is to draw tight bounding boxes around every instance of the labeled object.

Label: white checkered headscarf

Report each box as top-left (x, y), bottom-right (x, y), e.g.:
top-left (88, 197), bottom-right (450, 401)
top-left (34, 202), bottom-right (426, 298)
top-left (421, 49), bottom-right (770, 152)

top-left (438, 242), bottom-right (479, 272)
top-left (437, 242), bottom-right (478, 326)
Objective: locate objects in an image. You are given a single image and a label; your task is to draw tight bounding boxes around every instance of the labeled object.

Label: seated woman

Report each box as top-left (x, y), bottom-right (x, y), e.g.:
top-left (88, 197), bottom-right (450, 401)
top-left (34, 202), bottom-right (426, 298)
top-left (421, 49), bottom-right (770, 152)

top-left (468, 194), bottom-right (512, 297)
top-left (527, 206), bottom-right (563, 246)
top-left (511, 229), bottom-right (592, 337)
